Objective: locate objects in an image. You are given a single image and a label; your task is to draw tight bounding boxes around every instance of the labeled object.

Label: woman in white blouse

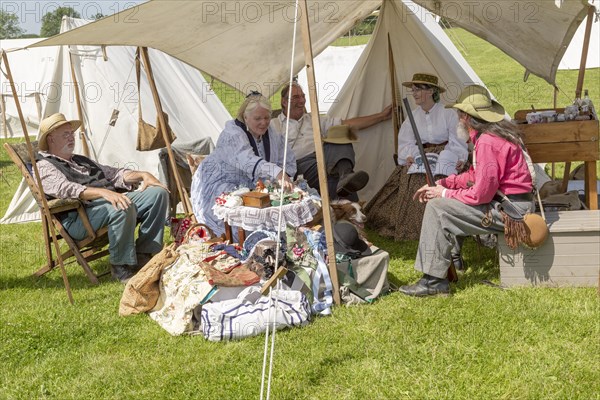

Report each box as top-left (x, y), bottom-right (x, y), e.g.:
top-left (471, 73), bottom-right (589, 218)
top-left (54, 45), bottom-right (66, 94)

top-left (365, 73), bottom-right (468, 242)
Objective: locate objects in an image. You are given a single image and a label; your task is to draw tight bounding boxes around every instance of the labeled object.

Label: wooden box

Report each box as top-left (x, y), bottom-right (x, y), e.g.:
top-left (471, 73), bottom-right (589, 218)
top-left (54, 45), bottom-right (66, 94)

top-left (515, 109), bottom-right (599, 210)
top-left (499, 210), bottom-right (600, 287)
top-left (241, 192), bottom-right (271, 208)
top-left (516, 117), bottom-right (599, 164)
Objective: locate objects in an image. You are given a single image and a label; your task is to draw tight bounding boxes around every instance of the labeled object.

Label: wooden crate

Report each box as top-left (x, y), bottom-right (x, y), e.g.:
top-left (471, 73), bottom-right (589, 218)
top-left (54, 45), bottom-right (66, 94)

top-left (499, 210), bottom-right (600, 287)
top-left (241, 191), bottom-right (271, 208)
top-left (514, 110), bottom-right (599, 210)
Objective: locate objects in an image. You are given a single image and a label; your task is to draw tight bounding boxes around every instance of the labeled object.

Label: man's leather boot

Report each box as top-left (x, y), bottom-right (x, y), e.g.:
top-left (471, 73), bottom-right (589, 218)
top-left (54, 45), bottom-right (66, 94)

top-left (398, 274), bottom-right (450, 297)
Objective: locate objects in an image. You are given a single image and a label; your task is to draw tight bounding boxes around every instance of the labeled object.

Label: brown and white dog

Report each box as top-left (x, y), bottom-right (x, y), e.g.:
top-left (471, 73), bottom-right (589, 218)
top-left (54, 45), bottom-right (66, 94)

top-left (330, 199), bottom-right (370, 244)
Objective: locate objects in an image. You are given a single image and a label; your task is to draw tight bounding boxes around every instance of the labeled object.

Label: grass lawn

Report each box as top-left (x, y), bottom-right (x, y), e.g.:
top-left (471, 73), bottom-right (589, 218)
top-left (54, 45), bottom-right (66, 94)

top-left (1, 29), bottom-right (600, 399)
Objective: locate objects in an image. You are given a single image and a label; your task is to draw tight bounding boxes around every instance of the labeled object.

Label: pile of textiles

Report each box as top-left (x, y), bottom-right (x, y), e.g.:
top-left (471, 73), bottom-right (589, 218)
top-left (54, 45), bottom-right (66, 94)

top-left (120, 223), bottom-right (390, 340)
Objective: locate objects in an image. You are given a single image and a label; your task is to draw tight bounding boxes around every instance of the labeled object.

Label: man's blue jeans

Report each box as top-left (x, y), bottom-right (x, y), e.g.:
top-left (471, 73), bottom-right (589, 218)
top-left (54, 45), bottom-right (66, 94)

top-left (62, 187), bottom-right (169, 266)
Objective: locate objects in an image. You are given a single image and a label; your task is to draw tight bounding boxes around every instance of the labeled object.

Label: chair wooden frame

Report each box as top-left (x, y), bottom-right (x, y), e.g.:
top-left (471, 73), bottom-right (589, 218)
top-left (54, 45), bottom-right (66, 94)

top-left (4, 141), bottom-right (110, 286)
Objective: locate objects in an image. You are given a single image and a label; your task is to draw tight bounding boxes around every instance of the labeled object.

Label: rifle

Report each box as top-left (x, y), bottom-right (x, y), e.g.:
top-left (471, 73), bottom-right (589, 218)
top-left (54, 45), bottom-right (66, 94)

top-left (402, 97), bottom-right (435, 186)
top-left (402, 97), bottom-right (458, 282)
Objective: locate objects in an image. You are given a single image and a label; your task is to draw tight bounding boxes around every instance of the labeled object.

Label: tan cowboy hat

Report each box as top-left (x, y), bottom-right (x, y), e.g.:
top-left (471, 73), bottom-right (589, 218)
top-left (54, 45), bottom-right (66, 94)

top-left (39, 113), bottom-right (81, 151)
top-left (323, 125), bottom-right (358, 144)
top-left (523, 213), bottom-right (549, 249)
top-left (402, 72), bottom-right (446, 93)
top-left (446, 84), bottom-right (505, 123)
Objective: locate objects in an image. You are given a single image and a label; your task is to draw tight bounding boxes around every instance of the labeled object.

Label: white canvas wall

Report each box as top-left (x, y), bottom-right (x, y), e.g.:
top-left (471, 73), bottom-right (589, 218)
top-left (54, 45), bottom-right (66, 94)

top-left (1, 17), bottom-right (231, 224)
top-left (559, 9), bottom-right (599, 70)
top-left (0, 38), bottom-right (56, 138)
top-left (297, 44), bottom-right (366, 113)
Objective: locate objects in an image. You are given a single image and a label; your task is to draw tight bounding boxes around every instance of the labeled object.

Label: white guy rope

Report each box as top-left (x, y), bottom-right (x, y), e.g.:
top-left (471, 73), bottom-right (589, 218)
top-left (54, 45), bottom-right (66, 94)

top-left (260, 1), bottom-right (300, 399)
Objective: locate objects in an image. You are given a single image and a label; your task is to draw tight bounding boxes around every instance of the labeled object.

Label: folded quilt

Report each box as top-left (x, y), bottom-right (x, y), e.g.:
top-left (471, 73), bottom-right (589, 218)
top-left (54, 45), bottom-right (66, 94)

top-left (201, 286), bottom-right (310, 341)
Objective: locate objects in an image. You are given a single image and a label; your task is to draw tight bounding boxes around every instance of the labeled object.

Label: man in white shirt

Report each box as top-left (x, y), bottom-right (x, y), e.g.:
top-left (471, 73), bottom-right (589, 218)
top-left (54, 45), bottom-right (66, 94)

top-left (270, 83), bottom-right (392, 200)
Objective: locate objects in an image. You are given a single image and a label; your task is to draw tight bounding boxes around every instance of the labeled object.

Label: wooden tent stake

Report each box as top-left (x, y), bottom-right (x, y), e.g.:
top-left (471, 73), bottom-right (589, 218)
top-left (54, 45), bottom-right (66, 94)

top-left (1, 50), bottom-right (74, 304)
top-left (299, 0), bottom-right (341, 305)
top-left (139, 47), bottom-right (194, 217)
top-left (68, 47), bottom-right (91, 157)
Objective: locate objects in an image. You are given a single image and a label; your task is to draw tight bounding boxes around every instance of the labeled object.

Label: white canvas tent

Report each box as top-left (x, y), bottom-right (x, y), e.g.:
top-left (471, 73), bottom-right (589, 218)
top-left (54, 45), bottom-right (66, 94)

top-left (297, 44), bottom-right (366, 113)
top-left (328, 0), bottom-right (486, 200)
top-left (0, 38), bottom-right (55, 138)
top-left (1, 17), bottom-right (231, 224)
top-left (559, 8), bottom-right (599, 70)
top-left (26, 0), bottom-right (592, 197)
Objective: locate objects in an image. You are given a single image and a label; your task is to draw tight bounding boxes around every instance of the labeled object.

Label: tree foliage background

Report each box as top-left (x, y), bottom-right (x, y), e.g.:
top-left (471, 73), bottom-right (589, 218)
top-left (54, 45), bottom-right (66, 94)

top-left (0, 10), bottom-right (24, 39)
top-left (40, 6), bottom-right (81, 37)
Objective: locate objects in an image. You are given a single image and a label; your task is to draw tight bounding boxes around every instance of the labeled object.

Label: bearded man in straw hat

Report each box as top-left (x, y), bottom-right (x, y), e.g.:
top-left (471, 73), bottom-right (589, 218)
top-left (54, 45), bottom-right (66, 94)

top-left (398, 85), bottom-right (535, 297)
top-left (271, 82), bottom-right (392, 200)
top-left (36, 113), bottom-right (169, 283)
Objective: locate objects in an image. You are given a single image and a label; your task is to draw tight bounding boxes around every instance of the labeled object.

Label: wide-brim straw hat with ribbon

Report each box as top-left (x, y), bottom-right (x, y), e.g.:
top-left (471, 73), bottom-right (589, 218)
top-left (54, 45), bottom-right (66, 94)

top-left (446, 84), bottom-right (505, 123)
top-left (402, 72), bottom-right (446, 93)
top-left (39, 113), bottom-right (81, 151)
top-left (323, 125), bottom-right (358, 144)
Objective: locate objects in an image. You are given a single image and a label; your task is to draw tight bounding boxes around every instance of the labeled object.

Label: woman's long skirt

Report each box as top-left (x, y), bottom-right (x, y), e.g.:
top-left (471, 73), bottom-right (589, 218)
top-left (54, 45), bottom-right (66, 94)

top-left (365, 145), bottom-right (446, 241)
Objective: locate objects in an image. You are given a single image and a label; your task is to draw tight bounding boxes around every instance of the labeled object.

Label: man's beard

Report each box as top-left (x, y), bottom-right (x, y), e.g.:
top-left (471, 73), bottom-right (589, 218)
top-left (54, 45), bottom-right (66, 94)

top-left (456, 120), bottom-right (470, 143)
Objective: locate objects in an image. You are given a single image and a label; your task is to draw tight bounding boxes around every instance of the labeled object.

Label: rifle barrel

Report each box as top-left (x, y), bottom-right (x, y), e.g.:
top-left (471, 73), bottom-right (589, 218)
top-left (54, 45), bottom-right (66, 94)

top-left (402, 97), bottom-right (436, 186)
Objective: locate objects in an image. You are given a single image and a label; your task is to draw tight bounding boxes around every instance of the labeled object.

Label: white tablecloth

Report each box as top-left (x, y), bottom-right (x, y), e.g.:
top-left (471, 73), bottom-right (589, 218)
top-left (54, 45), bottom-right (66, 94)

top-left (213, 197), bottom-right (320, 232)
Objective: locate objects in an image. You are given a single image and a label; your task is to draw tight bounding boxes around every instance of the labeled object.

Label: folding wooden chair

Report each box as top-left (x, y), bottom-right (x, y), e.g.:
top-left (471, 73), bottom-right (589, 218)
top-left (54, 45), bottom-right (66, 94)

top-left (4, 141), bottom-right (110, 287)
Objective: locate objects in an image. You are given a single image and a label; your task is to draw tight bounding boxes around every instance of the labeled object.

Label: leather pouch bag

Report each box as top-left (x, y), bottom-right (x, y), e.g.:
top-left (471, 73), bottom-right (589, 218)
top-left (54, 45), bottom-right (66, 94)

top-left (135, 49), bottom-right (176, 151)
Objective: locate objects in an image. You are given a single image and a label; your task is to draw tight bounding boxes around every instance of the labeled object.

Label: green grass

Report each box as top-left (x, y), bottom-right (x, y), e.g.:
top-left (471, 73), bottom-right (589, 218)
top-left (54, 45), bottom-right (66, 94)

top-left (2, 28), bottom-right (600, 399)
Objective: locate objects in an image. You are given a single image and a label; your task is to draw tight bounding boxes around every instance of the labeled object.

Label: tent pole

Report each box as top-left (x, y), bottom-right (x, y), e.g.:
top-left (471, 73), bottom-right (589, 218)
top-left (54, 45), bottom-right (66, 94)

top-left (139, 47), bottom-right (193, 217)
top-left (68, 48), bottom-right (91, 158)
top-left (299, 0), bottom-right (341, 305)
top-left (388, 33), bottom-right (400, 163)
top-left (563, 5), bottom-right (595, 192)
top-left (1, 94), bottom-right (8, 138)
top-left (575, 5), bottom-right (594, 98)
top-left (1, 50), bottom-right (74, 304)
top-left (551, 86), bottom-right (558, 179)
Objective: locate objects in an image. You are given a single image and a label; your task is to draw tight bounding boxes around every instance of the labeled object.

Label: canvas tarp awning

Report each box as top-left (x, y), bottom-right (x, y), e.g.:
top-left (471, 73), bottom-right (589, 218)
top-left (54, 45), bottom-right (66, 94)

top-left (411, 0), bottom-right (591, 83)
top-left (30, 1), bottom-right (381, 97)
top-left (30, 1), bottom-right (590, 87)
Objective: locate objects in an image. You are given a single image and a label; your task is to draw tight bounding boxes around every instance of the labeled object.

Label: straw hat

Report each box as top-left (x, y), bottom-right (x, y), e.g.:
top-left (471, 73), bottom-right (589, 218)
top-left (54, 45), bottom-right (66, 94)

top-left (39, 113), bottom-right (81, 151)
top-left (323, 125), bottom-right (358, 144)
top-left (402, 72), bottom-right (446, 93)
top-left (446, 85), bottom-right (505, 123)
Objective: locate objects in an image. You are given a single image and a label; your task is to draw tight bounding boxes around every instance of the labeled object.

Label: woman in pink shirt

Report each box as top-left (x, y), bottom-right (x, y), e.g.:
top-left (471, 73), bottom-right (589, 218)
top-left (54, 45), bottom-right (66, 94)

top-left (398, 85), bottom-right (534, 297)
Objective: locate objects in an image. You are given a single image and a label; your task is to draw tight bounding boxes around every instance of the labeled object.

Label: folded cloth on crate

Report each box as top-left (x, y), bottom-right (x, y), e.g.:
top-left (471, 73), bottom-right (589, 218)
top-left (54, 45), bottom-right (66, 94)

top-left (538, 190), bottom-right (586, 212)
top-left (200, 285), bottom-right (310, 341)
